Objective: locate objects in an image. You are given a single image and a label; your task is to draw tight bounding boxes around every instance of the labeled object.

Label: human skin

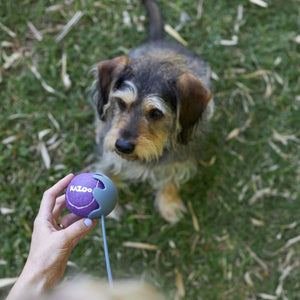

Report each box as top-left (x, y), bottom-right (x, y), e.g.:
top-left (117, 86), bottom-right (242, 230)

top-left (7, 174), bottom-right (97, 299)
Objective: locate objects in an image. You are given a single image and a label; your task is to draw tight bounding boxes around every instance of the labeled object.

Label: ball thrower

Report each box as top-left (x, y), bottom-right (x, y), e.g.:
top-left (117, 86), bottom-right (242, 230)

top-left (65, 173), bottom-right (118, 286)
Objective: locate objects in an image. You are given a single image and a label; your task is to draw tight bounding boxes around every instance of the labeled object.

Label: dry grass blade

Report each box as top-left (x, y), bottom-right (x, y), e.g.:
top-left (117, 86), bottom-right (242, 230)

top-left (281, 222), bottom-right (297, 230)
top-left (257, 294), bottom-right (277, 300)
top-left (27, 21), bottom-right (43, 41)
top-left (187, 201), bottom-right (200, 232)
top-left (123, 242), bottom-right (158, 251)
top-left (244, 271), bottom-right (254, 287)
top-left (29, 65), bottom-right (57, 94)
top-left (3, 52), bottom-right (23, 69)
top-left (174, 268), bottom-right (185, 299)
top-left (1, 41), bottom-right (14, 48)
top-left (242, 69), bottom-right (268, 79)
top-left (249, 0), bottom-right (268, 8)
top-left (284, 234), bottom-right (300, 249)
top-left (268, 141), bottom-right (289, 159)
top-left (0, 22), bottom-right (16, 38)
top-left (48, 112), bottom-right (61, 130)
top-left (8, 113), bottom-right (32, 120)
top-left (61, 53), bottom-right (71, 90)
top-left (226, 128), bottom-right (240, 140)
top-left (276, 234), bottom-right (300, 254)
top-left (219, 35), bottom-right (238, 46)
top-left (263, 73), bottom-right (273, 98)
top-left (249, 188), bottom-right (274, 205)
top-left (38, 129), bottom-right (52, 140)
top-left (46, 4), bottom-right (63, 13)
top-left (211, 71), bottom-right (219, 81)
top-left (294, 35), bottom-right (300, 44)
top-left (237, 5), bottom-right (243, 22)
top-left (199, 156), bottom-right (216, 167)
top-left (245, 245), bottom-right (268, 270)
top-left (0, 277), bottom-right (18, 288)
top-left (164, 24), bottom-right (188, 46)
top-left (196, 0), bottom-right (204, 19)
top-left (234, 5), bottom-right (244, 33)
top-left (2, 135), bottom-right (17, 145)
top-left (251, 218), bottom-right (265, 227)
top-left (272, 129), bottom-right (299, 145)
top-left (122, 11), bottom-right (132, 27)
top-left (39, 142), bottom-right (51, 169)
top-left (55, 11), bottom-right (84, 42)
top-left (275, 264), bottom-right (295, 296)
top-left (0, 207), bottom-right (15, 214)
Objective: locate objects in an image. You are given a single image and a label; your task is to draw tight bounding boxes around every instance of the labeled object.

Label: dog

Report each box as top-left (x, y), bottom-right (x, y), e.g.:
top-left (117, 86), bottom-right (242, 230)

top-left (91, 0), bottom-right (214, 223)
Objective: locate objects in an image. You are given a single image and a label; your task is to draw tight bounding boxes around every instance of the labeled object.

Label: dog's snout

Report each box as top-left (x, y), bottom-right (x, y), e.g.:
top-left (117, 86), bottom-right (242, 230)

top-left (115, 139), bottom-right (135, 154)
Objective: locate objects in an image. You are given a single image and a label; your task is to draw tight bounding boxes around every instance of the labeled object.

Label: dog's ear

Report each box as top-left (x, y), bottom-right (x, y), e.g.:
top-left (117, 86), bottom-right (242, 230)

top-left (97, 56), bottom-right (131, 120)
top-left (175, 73), bottom-right (212, 144)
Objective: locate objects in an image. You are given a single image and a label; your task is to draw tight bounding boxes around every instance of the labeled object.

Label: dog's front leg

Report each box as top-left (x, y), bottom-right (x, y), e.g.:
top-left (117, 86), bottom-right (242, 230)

top-left (155, 182), bottom-right (187, 223)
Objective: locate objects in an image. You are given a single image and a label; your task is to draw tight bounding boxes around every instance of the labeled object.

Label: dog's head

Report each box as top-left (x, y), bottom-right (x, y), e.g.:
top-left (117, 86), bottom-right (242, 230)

top-left (93, 56), bottom-right (212, 162)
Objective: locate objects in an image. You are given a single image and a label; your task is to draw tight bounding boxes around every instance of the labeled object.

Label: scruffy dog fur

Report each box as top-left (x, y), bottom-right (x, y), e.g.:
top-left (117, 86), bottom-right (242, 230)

top-left (92, 0), bottom-right (214, 223)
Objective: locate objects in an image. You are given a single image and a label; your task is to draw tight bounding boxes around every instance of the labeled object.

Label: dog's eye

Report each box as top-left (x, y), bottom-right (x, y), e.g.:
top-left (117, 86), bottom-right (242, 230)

top-left (116, 98), bottom-right (126, 111)
top-left (148, 108), bottom-right (164, 120)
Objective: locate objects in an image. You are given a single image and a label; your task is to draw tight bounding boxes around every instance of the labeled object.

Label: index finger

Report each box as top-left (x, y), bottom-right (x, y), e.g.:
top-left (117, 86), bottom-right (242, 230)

top-left (38, 174), bottom-right (74, 217)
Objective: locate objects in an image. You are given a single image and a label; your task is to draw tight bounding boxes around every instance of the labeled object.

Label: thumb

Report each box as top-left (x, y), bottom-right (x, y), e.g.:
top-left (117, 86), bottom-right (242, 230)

top-left (63, 218), bottom-right (97, 246)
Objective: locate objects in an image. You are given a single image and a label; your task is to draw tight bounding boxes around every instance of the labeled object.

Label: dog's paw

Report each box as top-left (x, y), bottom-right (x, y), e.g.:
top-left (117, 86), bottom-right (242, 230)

top-left (155, 186), bottom-right (186, 223)
top-left (159, 200), bottom-right (187, 224)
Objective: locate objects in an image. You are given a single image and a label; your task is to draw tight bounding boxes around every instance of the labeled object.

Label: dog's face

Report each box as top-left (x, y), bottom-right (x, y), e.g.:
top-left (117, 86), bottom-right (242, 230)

top-left (94, 56), bottom-right (211, 163)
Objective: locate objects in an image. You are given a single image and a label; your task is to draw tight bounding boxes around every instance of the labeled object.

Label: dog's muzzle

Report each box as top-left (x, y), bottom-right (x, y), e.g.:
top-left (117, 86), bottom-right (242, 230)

top-left (115, 139), bottom-right (135, 154)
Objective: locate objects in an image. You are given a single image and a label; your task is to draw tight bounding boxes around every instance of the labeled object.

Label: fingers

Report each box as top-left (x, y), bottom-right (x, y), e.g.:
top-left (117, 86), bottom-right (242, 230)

top-left (38, 174), bottom-right (74, 217)
top-left (62, 218), bottom-right (97, 247)
top-left (58, 213), bottom-right (82, 228)
top-left (52, 195), bottom-right (66, 220)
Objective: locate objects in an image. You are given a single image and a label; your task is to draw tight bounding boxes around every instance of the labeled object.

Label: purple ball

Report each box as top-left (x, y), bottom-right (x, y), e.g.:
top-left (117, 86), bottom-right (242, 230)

top-left (66, 173), bottom-right (104, 218)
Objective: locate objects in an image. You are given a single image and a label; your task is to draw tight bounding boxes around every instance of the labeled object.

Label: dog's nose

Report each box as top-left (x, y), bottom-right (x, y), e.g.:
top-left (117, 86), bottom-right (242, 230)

top-left (115, 139), bottom-right (135, 154)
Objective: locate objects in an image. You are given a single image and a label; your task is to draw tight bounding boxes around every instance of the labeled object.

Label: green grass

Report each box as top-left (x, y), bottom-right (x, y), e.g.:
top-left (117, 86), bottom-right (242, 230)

top-left (1, 0), bottom-right (300, 299)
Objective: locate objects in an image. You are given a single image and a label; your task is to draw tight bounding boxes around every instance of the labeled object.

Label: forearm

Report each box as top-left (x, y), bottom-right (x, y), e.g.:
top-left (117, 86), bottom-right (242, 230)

top-left (7, 256), bottom-right (65, 300)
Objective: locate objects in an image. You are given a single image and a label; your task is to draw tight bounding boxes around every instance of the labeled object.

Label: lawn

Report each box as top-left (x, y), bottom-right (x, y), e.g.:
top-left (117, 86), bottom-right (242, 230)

top-left (1, 0), bottom-right (300, 299)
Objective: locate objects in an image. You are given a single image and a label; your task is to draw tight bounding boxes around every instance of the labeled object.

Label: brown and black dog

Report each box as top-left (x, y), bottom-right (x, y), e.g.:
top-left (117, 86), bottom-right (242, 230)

top-left (92, 0), bottom-right (214, 223)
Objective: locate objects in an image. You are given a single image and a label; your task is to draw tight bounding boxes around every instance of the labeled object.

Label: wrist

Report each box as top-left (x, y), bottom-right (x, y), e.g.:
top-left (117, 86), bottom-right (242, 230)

top-left (7, 265), bottom-right (47, 300)
top-left (22, 254), bottom-right (64, 292)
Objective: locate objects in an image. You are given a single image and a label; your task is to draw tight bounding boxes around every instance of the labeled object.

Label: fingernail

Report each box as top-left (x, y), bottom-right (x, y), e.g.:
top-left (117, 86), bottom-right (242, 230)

top-left (84, 218), bottom-right (93, 227)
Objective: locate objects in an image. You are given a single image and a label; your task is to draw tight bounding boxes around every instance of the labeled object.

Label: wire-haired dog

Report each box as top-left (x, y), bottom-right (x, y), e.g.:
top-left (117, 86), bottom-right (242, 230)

top-left (92, 0), bottom-right (214, 223)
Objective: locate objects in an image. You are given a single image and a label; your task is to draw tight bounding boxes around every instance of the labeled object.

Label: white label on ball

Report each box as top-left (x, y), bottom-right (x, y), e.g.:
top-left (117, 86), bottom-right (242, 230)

top-left (70, 185), bottom-right (93, 193)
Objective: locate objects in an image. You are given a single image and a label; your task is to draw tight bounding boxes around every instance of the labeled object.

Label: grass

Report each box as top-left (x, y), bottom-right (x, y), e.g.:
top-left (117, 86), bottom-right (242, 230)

top-left (1, 0), bottom-right (300, 299)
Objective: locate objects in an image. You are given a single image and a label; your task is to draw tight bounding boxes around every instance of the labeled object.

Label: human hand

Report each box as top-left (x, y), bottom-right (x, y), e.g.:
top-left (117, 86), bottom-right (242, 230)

top-left (7, 174), bottom-right (97, 299)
